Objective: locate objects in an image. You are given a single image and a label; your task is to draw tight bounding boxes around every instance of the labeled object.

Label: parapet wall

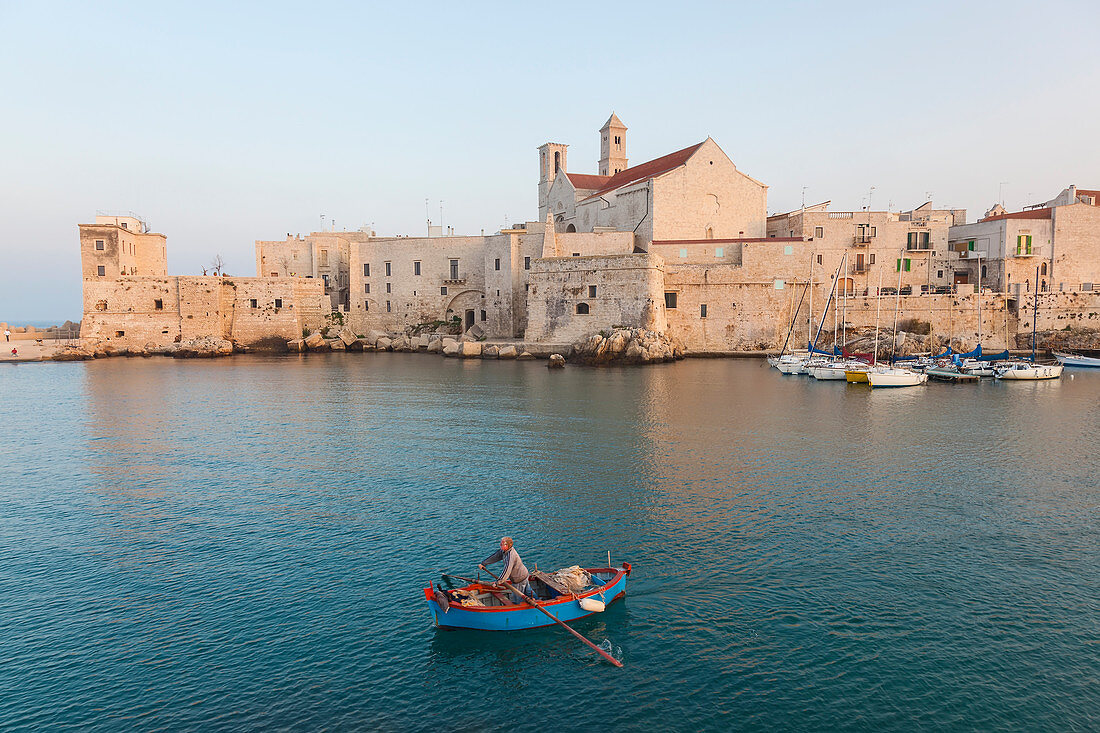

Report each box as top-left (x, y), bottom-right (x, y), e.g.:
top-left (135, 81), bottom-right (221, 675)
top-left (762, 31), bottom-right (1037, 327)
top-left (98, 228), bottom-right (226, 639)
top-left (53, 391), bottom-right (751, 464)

top-left (82, 276), bottom-right (327, 347)
top-left (525, 253), bottom-right (666, 343)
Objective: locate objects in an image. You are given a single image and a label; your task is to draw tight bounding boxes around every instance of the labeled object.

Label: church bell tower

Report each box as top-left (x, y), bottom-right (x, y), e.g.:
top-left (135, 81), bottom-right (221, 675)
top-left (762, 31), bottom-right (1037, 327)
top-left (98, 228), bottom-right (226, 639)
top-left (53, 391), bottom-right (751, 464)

top-left (599, 113), bottom-right (628, 175)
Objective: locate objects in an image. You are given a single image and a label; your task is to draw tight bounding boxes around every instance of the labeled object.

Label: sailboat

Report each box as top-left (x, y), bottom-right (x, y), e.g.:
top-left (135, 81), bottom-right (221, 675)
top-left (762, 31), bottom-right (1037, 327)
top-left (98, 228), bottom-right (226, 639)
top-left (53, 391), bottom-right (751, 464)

top-left (995, 267), bottom-right (1064, 381)
top-left (867, 260), bottom-right (926, 387)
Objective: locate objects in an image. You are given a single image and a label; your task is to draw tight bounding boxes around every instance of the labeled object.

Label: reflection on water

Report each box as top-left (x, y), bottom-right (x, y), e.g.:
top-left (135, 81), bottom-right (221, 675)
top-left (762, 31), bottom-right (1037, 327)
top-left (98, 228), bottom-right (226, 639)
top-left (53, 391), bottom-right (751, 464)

top-left (1, 354), bottom-right (1098, 731)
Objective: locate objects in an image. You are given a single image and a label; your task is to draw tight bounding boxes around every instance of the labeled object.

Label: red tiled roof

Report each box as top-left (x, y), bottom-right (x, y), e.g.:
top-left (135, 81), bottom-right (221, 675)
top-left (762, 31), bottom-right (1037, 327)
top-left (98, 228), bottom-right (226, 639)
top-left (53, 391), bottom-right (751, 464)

top-left (979, 207), bottom-right (1052, 223)
top-left (565, 173), bottom-right (611, 190)
top-left (1076, 189), bottom-right (1100, 201)
top-left (579, 142), bottom-right (706, 201)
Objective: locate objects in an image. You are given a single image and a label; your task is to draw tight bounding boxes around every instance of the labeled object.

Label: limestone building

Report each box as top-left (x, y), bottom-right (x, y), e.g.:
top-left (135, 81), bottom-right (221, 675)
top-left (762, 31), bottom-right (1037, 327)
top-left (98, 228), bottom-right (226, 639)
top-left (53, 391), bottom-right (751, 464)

top-left (81, 214), bottom-right (326, 348)
top-left (948, 185), bottom-right (1100, 295)
top-left (767, 202), bottom-right (966, 295)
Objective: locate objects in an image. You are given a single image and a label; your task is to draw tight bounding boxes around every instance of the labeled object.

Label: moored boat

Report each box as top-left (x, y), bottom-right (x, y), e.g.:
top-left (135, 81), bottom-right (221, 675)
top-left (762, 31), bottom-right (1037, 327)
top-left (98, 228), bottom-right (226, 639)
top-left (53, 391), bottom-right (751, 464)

top-left (845, 367), bottom-right (870, 383)
top-left (994, 362), bottom-right (1064, 380)
top-left (1053, 350), bottom-right (1100, 368)
top-left (925, 364), bottom-right (979, 382)
top-left (425, 563), bottom-right (631, 631)
top-left (867, 366), bottom-right (927, 387)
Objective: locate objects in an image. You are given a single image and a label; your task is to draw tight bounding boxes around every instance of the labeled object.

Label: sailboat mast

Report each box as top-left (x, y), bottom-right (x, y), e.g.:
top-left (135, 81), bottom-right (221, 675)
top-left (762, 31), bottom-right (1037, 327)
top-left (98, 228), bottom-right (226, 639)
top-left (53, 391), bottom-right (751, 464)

top-left (874, 271), bottom-right (883, 366)
top-left (807, 254), bottom-right (814, 350)
top-left (1032, 265), bottom-right (1040, 362)
top-left (977, 254), bottom-right (983, 348)
top-left (891, 258), bottom-right (903, 362)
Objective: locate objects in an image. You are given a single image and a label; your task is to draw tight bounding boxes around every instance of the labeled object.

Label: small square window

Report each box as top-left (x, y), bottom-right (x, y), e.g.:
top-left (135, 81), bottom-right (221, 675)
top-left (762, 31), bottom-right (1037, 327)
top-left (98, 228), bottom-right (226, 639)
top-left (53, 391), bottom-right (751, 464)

top-left (495, 258), bottom-right (501, 271)
top-left (441, 286), bottom-right (448, 295)
top-left (784, 245), bottom-right (794, 255)
top-left (154, 299), bottom-right (163, 310)
top-left (524, 257), bottom-right (531, 270)
top-left (664, 292), bottom-right (677, 309)
top-left (274, 299), bottom-right (282, 308)
top-left (97, 265), bottom-right (105, 276)
top-left (700, 303), bottom-right (708, 318)
top-left (365, 283), bottom-right (370, 294)
top-left (715, 247), bottom-right (724, 258)
top-left (774, 279), bottom-right (785, 289)
top-left (364, 263), bottom-right (370, 277)
top-left (249, 299), bottom-right (257, 308)
top-left (937, 270), bottom-right (944, 278)
top-left (385, 262), bottom-right (392, 276)
top-left (95, 239), bottom-right (104, 250)
top-left (414, 261), bottom-right (421, 275)
top-left (589, 285), bottom-right (597, 298)
top-left (572, 253), bottom-right (580, 257)
top-left (814, 226), bottom-right (824, 238)
top-left (115, 330), bottom-right (125, 337)
top-left (679, 248), bottom-right (687, 258)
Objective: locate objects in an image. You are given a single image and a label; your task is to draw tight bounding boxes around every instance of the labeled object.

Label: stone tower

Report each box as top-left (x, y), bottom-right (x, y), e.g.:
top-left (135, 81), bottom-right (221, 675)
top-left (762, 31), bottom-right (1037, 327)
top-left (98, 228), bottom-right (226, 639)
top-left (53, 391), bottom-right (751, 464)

top-left (538, 142), bottom-right (568, 221)
top-left (599, 113), bottom-right (628, 175)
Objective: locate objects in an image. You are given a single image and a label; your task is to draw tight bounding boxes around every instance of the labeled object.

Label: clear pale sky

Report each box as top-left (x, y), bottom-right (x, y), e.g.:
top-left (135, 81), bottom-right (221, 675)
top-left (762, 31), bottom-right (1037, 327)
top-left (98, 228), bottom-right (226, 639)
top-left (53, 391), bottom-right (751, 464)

top-left (2, 0), bottom-right (1098, 322)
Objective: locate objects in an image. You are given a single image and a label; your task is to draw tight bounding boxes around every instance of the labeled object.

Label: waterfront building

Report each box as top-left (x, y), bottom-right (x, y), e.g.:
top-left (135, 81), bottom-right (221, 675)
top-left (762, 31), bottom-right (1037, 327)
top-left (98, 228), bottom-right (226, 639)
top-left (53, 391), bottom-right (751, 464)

top-left (767, 202), bottom-right (966, 295)
top-left (948, 185), bottom-right (1100, 295)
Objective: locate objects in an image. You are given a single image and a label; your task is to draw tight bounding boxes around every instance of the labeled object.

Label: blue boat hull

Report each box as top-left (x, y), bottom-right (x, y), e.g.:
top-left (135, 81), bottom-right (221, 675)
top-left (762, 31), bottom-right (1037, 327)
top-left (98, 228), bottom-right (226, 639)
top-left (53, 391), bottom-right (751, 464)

top-left (425, 566), bottom-right (629, 631)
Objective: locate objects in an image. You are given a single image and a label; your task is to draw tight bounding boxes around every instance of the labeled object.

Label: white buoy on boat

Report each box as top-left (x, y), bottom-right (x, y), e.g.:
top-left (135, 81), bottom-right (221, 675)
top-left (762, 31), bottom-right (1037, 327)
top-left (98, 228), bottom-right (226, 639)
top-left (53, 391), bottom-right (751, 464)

top-left (579, 598), bottom-right (605, 613)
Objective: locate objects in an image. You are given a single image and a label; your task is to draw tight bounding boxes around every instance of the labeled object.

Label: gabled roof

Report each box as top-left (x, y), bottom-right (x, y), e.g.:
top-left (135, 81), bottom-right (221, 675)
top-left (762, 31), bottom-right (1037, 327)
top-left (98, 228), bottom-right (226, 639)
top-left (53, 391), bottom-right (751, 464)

top-left (579, 141), bottom-right (706, 201)
top-left (978, 207), bottom-right (1052, 223)
top-left (564, 172), bottom-right (612, 190)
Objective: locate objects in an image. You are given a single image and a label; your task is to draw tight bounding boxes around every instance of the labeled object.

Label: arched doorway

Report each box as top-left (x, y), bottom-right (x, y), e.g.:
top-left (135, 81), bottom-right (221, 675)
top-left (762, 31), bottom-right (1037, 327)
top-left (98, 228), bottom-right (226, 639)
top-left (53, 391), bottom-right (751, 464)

top-left (565, 224), bottom-right (576, 233)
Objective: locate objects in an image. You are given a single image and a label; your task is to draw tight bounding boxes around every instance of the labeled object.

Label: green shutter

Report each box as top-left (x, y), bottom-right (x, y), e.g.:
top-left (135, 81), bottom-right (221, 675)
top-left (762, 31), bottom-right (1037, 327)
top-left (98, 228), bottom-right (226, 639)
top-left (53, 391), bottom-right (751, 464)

top-left (1026, 235), bottom-right (1032, 254)
top-left (907, 232), bottom-right (914, 246)
top-left (905, 258), bottom-right (911, 272)
top-left (896, 258), bottom-right (901, 272)
top-left (1016, 236), bottom-right (1022, 255)
top-left (969, 241), bottom-right (975, 251)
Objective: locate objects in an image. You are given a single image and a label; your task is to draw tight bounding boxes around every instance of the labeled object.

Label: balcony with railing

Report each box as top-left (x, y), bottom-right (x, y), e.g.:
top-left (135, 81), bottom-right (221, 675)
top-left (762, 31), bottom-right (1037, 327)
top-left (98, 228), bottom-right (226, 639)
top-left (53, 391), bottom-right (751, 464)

top-left (851, 262), bottom-right (870, 274)
top-left (853, 234), bottom-right (872, 246)
top-left (442, 272), bottom-right (467, 285)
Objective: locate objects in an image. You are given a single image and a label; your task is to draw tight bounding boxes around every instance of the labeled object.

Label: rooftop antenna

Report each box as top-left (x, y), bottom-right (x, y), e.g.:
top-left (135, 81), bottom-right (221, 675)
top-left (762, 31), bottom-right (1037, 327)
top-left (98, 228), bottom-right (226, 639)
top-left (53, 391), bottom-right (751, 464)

top-left (425, 198), bottom-right (430, 236)
top-left (801, 186), bottom-right (807, 211)
top-left (440, 200), bottom-right (444, 232)
top-left (320, 214), bottom-right (325, 232)
top-left (998, 182), bottom-right (1009, 207)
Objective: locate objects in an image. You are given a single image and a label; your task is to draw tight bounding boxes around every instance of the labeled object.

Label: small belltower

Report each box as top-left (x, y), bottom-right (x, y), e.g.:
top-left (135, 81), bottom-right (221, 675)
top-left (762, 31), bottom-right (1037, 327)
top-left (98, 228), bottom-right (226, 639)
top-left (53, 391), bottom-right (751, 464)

top-left (599, 113), bottom-right (628, 175)
top-left (538, 142), bottom-right (568, 220)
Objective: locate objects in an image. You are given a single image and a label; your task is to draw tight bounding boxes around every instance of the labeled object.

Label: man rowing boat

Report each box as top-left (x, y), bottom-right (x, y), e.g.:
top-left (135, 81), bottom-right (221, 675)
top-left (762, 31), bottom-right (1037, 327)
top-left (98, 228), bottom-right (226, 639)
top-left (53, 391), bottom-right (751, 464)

top-left (479, 536), bottom-right (532, 604)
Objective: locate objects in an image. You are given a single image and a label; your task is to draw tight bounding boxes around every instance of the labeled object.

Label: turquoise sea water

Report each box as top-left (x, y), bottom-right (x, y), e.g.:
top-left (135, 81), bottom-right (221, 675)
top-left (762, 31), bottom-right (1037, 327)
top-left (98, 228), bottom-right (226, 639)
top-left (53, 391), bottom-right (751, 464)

top-left (1, 355), bottom-right (1098, 731)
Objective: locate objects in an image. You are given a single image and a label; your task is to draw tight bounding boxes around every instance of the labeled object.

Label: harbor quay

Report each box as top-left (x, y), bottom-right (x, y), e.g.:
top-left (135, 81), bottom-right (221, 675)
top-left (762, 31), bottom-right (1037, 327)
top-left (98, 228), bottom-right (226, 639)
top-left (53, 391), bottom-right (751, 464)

top-left (43, 116), bottom-right (1100, 364)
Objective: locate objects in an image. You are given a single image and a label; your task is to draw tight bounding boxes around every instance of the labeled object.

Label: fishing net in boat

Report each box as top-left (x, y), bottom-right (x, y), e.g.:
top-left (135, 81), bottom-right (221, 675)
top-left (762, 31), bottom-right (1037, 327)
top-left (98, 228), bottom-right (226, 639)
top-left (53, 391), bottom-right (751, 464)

top-left (548, 566), bottom-right (591, 593)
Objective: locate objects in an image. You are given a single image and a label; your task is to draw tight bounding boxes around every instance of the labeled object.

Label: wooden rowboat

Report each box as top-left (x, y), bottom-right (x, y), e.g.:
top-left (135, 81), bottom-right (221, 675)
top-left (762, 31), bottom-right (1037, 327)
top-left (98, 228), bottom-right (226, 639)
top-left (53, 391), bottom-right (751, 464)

top-left (425, 563), bottom-right (631, 631)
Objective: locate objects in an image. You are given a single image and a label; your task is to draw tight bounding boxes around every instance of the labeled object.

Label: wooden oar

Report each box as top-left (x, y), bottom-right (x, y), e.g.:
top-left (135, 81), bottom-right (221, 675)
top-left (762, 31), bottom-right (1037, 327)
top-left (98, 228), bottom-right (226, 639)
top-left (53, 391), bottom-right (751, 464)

top-left (480, 567), bottom-right (622, 668)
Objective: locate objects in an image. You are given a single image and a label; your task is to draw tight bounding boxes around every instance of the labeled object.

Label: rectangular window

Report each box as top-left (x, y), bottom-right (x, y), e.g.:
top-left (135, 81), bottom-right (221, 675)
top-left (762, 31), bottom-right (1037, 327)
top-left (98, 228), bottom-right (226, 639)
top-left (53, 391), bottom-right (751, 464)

top-left (870, 254), bottom-right (876, 264)
top-left (784, 245), bottom-right (793, 255)
top-left (814, 226), bottom-right (824, 238)
top-left (907, 232), bottom-right (915, 247)
top-left (385, 261), bottom-right (391, 277)
top-left (414, 261), bottom-right (421, 275)
top-left (817, 254), bottom-right (823, 265)
top-left (320, 250), bottom-right (328, 266)
top-left (679, 248), bottom-right (688, 258)
top-left (937, 270), bottom-right (944, 278)
top-left (904, 259), bottom-right (911, 272)
top-left (441, 286), bottom-right (448, 295)
top-left (572, 253), bottom-right (580, 257)
top-left (774, 279), bottom-right (785, 289)
top-left (524, 257), bottom-right (531, 270)
top-left (449, 259), bottom-right (459, 279)
top-left (480, 310), bottom-right (486, 322)
top-left (715, 247), bottom-right (724, 257)
top-left (386, 282), bottom-right (391, 294)
top-left (154, 299), bottom-right (163, 310)
top-left (365, 300), bottom-right (369, 311)
top-left (589, 285), bottom-right (597, 297)
top-left (664, 292), bottom-right (677, 309)
top-left (364, 283), bottom-right (370, 293)
top-left (364, 263), bottom-right (370, 277)
top-left (95, 239), bottom-right (104, 250)
top-left (896, 258), bottom-right (902, 272)
top-left (97, 265), bottom-right (105, 276)
top-left (495, 258), bottom-right (500, 271)
top-left (921, 232), bottom-right (930, 248)
top-left (274, 298), bottom-right (282, 308)
top-left (386, 301), bottom-right (391, 312)
top-left (700, 303), bottom-right (708, 318)
top-left (249, 298), bottom-right (257, 308)
top-left (115, 330), bottom-right (125, 337)
top-left (968, 241), bottom-right (975, 251)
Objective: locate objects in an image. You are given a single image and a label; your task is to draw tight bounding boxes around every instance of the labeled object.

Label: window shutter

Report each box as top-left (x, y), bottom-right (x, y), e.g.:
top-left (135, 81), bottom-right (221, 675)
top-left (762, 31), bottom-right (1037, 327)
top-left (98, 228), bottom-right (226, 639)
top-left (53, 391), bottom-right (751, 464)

top-left (905, 259), bottom-right (911, 272)
top-left (896, 258), bottom-right (901, 272)
top-left (969, 241), bottom-right (975, 251)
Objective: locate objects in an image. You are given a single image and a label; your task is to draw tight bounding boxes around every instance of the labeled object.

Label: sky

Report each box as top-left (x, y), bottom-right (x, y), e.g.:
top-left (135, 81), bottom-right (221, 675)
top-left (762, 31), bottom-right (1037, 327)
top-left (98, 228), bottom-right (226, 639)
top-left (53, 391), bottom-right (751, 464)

top-left (2, 0), bottom-right (1098, 322)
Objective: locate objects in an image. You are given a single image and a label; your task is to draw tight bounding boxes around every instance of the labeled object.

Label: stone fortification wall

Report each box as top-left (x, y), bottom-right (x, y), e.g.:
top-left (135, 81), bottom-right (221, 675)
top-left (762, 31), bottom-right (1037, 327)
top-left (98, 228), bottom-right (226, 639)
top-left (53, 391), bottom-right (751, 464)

top-left (1051, 203), bottom-right (1100, 290)
top-left (525, 253), bottom-right (665, 343)
top-left (81, 276), bottom-right (326, 348)
top-left (543, 231), bottom-right (635, 258)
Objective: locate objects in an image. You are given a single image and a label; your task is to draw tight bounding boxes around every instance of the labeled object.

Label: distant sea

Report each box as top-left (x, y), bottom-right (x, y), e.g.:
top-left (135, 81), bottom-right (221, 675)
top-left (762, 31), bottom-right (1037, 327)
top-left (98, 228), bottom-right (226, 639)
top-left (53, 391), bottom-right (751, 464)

top-left (0, 319), bottom-right (76, 329)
